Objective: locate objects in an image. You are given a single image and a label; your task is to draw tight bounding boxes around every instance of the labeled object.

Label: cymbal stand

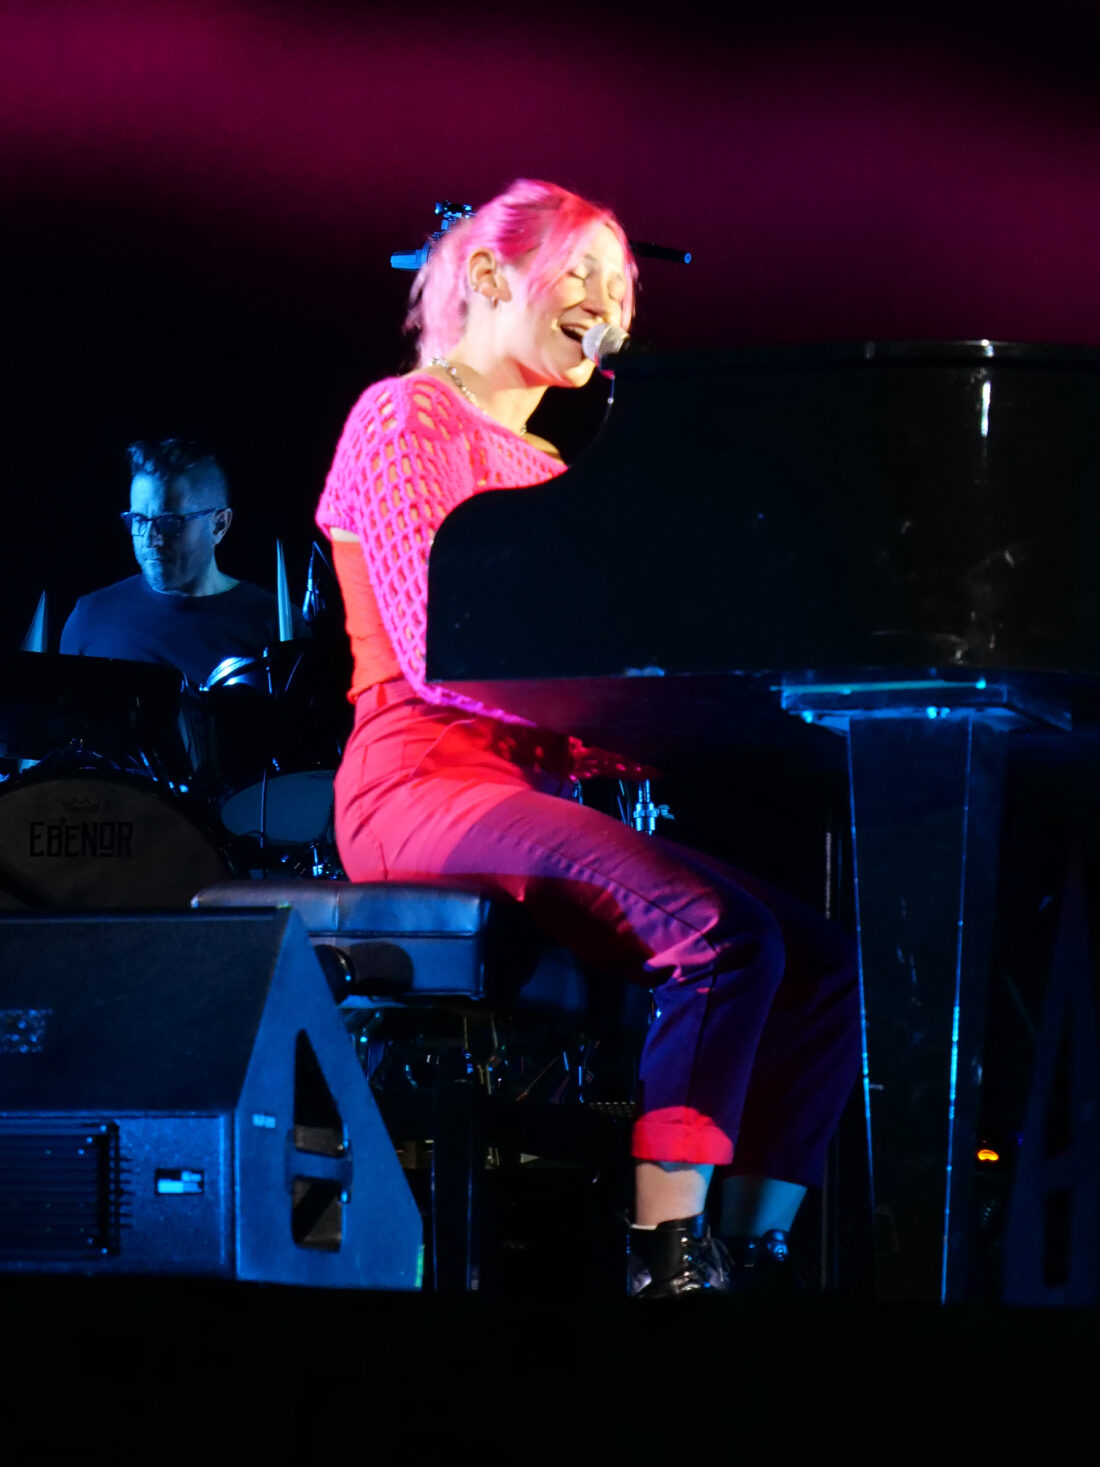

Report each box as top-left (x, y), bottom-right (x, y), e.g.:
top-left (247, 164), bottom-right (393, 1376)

top-left (622, 778), bottom-right (674, 836)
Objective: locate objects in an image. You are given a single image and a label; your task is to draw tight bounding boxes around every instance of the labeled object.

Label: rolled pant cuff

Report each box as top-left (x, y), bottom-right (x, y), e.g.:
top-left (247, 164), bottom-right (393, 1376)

top-left (631, 1108), bottom-right (735, 1166)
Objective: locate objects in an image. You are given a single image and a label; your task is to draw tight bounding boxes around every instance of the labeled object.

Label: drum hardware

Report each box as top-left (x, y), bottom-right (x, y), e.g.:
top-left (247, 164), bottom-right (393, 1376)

top-left (618, 778), bottom-right (674, 835)
top-left (18, 740), bottom-right (111, 773)
top-left (307, 841), bottom-right (344, 880)
top-left (13, 736), bottom-right (199, 803)
top-left (201, 652), bottom-right (277, 697)
top-left (1, 650), bottom-right (200, 791)
top-left (230, 835), bottom-right (345, 883)
top-left (196, 643), bottom-right (342, 863)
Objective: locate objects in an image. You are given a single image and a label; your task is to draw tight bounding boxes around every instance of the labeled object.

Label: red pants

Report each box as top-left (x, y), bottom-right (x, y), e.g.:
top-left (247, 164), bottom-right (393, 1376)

top-left (334, 682), bottom-right (860, 1184)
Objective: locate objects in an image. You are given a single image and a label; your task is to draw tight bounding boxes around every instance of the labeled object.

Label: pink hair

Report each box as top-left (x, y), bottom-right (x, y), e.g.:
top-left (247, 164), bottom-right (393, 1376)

top-left (406, 178), bottom-right (637, 364)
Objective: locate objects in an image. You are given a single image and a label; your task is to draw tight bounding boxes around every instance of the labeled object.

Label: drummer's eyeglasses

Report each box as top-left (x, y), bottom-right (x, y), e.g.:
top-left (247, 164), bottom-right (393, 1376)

top-left (120, 508), bottom-right (227, 538)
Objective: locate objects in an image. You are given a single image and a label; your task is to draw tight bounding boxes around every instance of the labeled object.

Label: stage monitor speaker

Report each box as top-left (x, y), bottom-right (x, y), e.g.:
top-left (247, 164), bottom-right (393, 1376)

top-left (0, 907), bottom-right (422, 1288)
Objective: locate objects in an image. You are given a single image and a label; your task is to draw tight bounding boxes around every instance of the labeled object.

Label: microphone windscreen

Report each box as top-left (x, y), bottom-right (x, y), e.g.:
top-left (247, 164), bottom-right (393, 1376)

top-left (581, 322), bottom-right (630, 367)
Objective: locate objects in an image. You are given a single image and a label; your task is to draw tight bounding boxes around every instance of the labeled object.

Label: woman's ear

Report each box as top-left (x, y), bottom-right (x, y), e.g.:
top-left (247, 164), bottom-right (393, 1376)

top-left (467, 248), bottom-right (512, 307)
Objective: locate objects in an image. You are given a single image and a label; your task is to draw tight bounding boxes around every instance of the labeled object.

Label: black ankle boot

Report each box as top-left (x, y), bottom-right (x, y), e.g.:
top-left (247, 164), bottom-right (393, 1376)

top-left (757, 1228), bottom-right (791, 1265)
top-left (725, 1228), bottom-right (792, 1268)
top-left (627, 1213), bottom-right (731, 1298)
top-left (722, 1228), bottom-right (797, 1293)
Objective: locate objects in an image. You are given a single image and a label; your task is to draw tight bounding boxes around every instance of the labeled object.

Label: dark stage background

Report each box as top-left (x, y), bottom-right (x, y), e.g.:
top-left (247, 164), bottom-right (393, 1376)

top-left (1, 0), bottom-right (1100, 1321)
top-left (4, 0), bottom-right (1100, 650)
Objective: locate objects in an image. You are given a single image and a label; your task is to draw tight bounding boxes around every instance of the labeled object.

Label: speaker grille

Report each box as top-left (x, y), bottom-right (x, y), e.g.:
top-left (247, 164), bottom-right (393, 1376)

top-left (0, 1120), bottom-right (122, 1259)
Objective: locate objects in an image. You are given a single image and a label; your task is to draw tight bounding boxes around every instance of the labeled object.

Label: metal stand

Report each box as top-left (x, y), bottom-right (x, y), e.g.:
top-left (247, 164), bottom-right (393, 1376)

top-left (781, 681), bottom-right (1024, 1301)
top-left (846, 712), bottom-right (1007, 1301)
top-left (624, 778), bottom-right (674, 836)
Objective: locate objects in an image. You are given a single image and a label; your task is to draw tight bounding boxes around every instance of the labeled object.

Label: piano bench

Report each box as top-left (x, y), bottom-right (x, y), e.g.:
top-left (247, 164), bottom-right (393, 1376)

top-left (190, 877), bottom-right (594, 1013)
top-left (190, 878), bottom-right (647, 1293)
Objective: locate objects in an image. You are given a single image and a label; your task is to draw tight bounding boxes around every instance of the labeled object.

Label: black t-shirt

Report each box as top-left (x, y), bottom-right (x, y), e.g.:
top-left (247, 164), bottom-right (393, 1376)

top-left (60, 574), bottom-right (304, 686)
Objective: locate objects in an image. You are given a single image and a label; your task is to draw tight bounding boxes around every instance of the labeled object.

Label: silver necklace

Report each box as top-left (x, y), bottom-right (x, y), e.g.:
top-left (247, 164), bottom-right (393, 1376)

top-left (429, 357), bottom-right (527, 436)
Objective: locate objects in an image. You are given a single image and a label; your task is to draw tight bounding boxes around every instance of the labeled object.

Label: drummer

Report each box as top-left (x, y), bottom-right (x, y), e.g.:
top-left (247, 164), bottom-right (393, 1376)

top-left (60, 437), bottom-right (306, 687)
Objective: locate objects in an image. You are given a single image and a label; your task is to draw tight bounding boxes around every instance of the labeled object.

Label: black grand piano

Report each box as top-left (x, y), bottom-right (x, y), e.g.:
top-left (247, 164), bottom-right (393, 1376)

top-left (426, 341), bottom-right (1100, 1306)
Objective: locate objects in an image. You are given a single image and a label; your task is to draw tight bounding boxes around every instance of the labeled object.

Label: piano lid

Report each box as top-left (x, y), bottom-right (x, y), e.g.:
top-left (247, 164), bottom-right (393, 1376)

top-left (426, 341), bottom-right (1100, 689)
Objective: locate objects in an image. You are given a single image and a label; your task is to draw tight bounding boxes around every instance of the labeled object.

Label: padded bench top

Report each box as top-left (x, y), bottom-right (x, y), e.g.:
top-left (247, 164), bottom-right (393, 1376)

top-left (192, 879), bottom-right (498, 938)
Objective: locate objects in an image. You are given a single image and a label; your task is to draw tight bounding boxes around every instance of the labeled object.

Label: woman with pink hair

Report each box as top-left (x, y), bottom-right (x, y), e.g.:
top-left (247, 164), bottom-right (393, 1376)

top-left (317, 178), bottom-right (860, 1297)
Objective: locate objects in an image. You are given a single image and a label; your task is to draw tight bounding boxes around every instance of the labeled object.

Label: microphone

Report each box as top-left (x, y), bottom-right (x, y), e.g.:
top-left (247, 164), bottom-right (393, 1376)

top-left (581, 322), bottom-right (630, 375)
top-left (627, 238), bottom-right (692, 265)
top-left (302, 539), bottom-right (336, 625)
top-left (302, 542), bottom-right (320, 624)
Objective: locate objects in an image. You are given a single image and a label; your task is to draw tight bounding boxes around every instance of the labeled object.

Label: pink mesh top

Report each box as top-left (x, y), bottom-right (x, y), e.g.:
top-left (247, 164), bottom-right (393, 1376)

top-left (316, 372), bottom-right (565, 722)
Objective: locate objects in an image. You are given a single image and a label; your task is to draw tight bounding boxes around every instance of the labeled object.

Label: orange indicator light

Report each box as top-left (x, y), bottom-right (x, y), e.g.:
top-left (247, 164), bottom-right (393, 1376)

top-left (976, 1148), bottom-right (1000, 1163)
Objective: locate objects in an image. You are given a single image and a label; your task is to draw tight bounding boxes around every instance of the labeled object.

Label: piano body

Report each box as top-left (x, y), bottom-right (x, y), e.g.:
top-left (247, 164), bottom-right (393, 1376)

top-left (426, 340), bottom-right (1100, 1304)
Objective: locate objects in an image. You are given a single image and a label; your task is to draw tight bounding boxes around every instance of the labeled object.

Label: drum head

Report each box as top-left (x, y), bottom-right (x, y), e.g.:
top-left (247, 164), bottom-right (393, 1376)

top-left (196, 640), bottom-right (346, 848)
top-left (0, 772), bottom-right (231, 910)
top-left (219, 769), bottom-right (335, 845)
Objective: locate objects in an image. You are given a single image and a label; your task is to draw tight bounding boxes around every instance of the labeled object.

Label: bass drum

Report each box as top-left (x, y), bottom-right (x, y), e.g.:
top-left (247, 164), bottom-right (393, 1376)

top-left (0, 770), bottom-right (232, 910)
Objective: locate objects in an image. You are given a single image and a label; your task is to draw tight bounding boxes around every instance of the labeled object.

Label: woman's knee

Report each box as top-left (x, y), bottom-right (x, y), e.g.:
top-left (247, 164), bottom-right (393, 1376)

top-left (725, 897), bottom-right (786, 984)
top-left (668, 882), bottom-right (787, 988)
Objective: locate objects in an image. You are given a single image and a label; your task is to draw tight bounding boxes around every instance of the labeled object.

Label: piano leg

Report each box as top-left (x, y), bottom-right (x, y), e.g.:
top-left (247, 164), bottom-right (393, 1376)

top-left (845, 713), bottom-right (1007, 1303)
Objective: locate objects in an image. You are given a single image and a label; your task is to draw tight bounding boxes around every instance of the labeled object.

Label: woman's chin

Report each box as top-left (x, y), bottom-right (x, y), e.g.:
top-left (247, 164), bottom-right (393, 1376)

top-left (558, 358), bottom-right (596, 389)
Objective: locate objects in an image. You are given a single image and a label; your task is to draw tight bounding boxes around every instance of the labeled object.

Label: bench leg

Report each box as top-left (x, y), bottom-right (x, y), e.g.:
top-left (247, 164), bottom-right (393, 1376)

top-left (430, 1058), bottom-right (483, 1292)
